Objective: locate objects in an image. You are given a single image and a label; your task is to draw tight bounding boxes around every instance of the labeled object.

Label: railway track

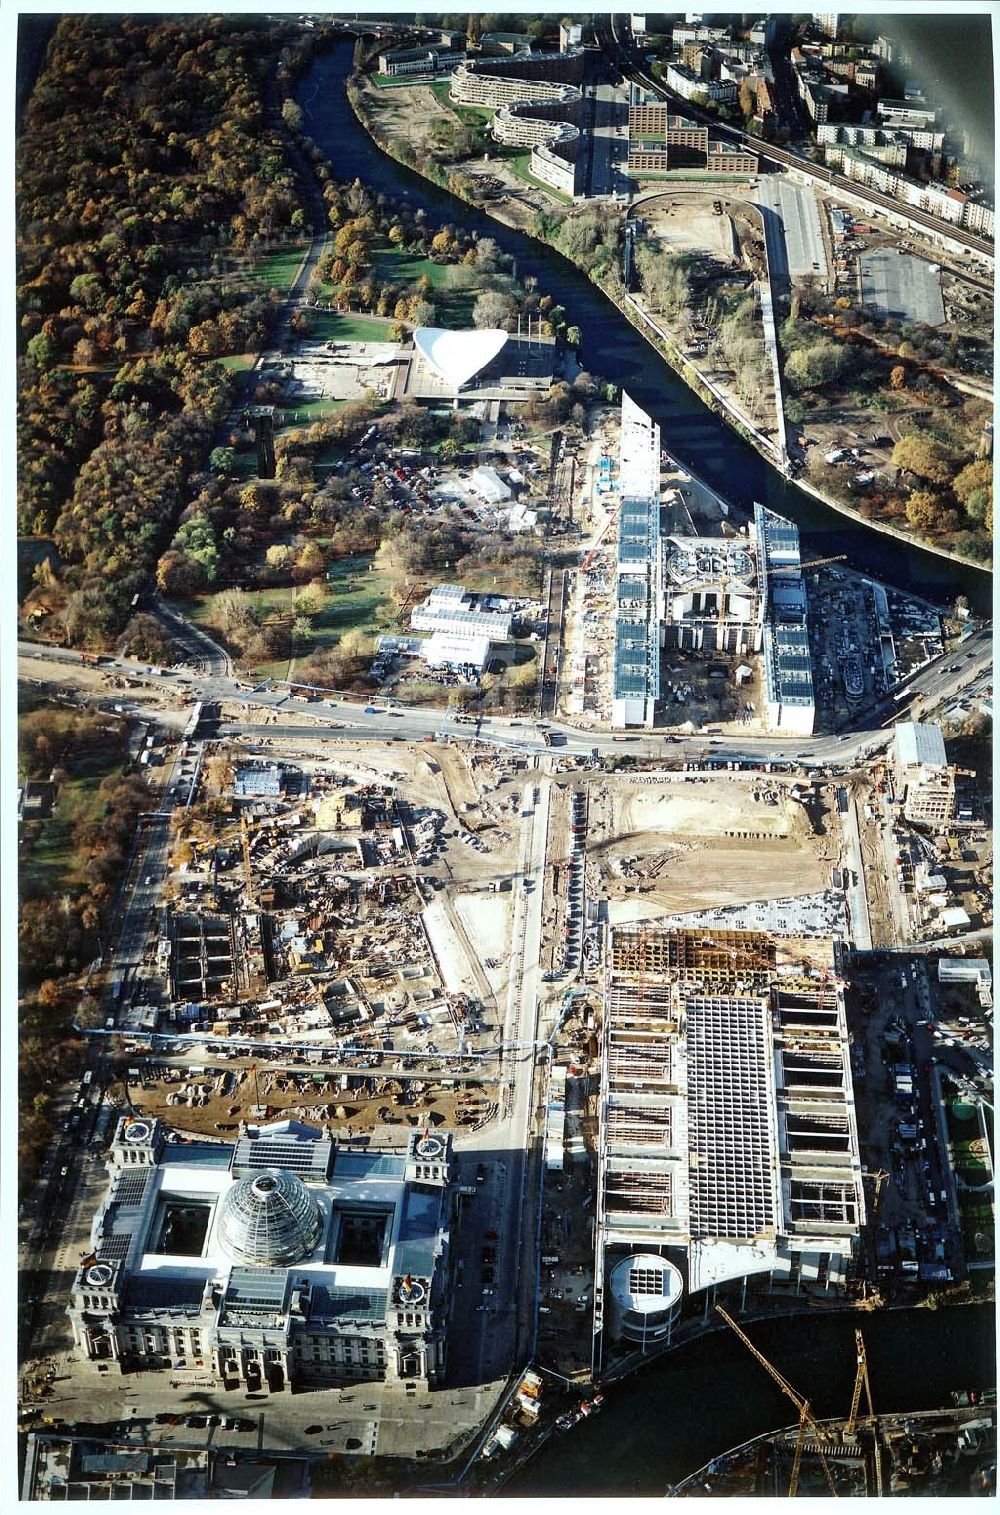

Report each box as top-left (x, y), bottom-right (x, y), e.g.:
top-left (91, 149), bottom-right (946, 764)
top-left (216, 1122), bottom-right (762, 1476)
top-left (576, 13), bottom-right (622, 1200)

top-left (598, 17), bottom-right (993, 265)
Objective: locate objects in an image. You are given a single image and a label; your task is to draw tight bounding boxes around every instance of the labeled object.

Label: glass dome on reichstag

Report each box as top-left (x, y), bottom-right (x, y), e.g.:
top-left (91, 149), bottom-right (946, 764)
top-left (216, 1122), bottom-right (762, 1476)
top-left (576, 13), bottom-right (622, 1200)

top-left (217, 1170), bottom-right (323, 1266)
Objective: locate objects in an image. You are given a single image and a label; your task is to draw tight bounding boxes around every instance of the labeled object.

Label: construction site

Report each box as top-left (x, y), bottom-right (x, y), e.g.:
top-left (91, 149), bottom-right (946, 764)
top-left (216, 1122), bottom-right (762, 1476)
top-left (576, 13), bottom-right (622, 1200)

top-left (674, 1324), bottom-right (996, 1499)
top-left (587, 772), bottom-right (835, 919)
top-left (592, 922), bottom-right (866, 1373)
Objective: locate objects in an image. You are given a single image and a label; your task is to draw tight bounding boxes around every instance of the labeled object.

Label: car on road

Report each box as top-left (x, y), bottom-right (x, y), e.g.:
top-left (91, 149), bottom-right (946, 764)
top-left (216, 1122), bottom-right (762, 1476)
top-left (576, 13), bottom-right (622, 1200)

top-left (475, 1164), bottom-right (486, 1184)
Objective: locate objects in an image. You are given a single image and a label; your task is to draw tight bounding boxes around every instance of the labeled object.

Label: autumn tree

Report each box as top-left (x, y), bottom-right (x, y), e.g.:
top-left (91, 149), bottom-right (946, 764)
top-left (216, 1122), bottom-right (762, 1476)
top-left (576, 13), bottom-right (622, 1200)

top-left (891, 435), bottom-right (953, 487)
top-left (904, 490), bottom-right (942, 532)
top-left (472, 289), bottom-right (515, 329)
top-left (952, 458), bottom-right (993, 509)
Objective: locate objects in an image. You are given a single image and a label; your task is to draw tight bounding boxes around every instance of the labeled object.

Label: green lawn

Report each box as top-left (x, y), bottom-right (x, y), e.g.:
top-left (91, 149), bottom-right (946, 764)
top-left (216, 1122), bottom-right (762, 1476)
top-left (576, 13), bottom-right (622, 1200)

top-left (315, 555), bottom-right (397, 641)
top-left (20, 777), bottom-right (106, 894)
top-left (219, 352), bottom-right (258, 372)
top-left (308, 309), bottom-right (395, 343)
top-left (429, 79), bottom-right (493, 129)
top-left (185, 556), bottom-right (398, 682)
top-left (278, 397), bottom-right (346, 424)
top-left (242, 245), bottom-right (310, 292)
top-left (370, 245), bottom-right (479, 323)
top-left (19, 717), bottom-right (125, 894)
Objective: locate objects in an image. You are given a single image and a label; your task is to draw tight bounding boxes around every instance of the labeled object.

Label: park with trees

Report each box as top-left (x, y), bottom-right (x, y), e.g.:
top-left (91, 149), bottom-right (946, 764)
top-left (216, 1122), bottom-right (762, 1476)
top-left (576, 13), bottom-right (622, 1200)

top-left (780, 285), bottom-right (993, 563)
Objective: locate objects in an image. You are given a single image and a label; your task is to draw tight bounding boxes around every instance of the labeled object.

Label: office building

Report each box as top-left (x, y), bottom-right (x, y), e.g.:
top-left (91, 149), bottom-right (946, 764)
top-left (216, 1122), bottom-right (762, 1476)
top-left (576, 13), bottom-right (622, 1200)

top-left (377, 44), bottom-right (464, 77)
top-left (611, 400), bottom-right (814, 731)
top-left (593, 926), bottom-right (865, 1368)
top-left (627, 100), bottom-right (757, 178)
top-left (895, 721), bottom-right (956, 826)
top-left (68, 1118), bottom-right (456, 1390)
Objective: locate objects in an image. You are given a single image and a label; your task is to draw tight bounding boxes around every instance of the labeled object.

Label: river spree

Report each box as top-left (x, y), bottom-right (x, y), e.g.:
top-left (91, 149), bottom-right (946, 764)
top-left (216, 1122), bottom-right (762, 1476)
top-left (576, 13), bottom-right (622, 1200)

top-left (505, 1304), bottom-right (995, 1496)
top-left (295, 43), bottom-right (991, 615)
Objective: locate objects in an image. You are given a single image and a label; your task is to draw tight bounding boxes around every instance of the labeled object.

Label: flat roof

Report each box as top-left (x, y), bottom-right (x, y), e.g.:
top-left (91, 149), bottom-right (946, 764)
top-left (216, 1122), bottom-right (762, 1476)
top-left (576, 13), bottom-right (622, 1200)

top-left (896, 720), bottom-right (946, 769)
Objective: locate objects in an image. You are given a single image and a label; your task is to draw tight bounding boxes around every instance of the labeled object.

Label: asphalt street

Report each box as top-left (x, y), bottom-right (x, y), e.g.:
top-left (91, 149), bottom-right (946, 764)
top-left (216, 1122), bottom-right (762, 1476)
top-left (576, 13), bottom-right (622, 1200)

top-left (19, 623), bottom-right (991, 771)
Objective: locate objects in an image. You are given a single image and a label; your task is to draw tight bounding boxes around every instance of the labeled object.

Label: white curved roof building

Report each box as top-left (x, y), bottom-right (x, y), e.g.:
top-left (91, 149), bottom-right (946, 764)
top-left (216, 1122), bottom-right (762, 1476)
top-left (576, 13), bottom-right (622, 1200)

top-left (412, 327), bottom-right (508, 390)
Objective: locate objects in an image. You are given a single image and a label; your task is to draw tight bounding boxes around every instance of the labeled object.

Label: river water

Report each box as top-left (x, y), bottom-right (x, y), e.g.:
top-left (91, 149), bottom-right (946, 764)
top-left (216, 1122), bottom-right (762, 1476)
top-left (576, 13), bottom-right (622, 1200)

top-left (294, 42), bottom-right (991, 614)
top-left (503, 1305), bottom-right (995, 1497)
top-left (289, 47), bottom-right (999, 1495)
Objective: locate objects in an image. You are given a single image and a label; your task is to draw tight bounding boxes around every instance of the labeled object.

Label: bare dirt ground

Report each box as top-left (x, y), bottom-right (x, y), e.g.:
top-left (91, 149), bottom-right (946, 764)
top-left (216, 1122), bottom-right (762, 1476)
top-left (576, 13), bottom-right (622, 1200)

top-left (590, 776), bottom-right (834, 914)
top-left (364, 79), bottom-right (459, 155)
top-left (115, 1063), bottom-right (489, 1143)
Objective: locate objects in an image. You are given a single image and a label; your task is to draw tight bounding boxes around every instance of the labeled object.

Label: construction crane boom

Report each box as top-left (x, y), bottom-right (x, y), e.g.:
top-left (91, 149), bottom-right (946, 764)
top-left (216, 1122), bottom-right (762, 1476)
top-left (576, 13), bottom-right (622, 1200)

top-left (716, 1305), bottom-right (807, 1414)
top-left (846, 1329), bottom-right (873, 1435)
top-left (580, 504), bottom-right (622, 575)
top-left (716, 1306), bottom-right (838, 1498)
top-left (765, 553), bottom-right (847, 576)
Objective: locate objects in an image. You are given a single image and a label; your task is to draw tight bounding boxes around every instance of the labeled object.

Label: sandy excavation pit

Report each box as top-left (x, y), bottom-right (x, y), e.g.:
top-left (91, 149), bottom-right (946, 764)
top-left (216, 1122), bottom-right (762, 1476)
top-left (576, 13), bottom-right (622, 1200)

top-left (598, 778), bottom-right (832, 914)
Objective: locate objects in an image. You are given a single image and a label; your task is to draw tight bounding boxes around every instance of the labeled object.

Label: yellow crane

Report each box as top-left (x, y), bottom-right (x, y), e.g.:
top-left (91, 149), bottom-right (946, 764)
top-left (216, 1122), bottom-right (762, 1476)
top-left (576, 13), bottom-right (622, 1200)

top-left (240, 813), bottom-right (255, 906)
top-left (846, 1328), bottom-right (883, 1497)
top-left (716, 1306), bottom-right (838, 1498)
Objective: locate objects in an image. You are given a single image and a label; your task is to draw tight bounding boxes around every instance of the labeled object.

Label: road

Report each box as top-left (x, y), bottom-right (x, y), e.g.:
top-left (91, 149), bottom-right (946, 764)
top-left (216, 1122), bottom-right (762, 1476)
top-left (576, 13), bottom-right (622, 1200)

top-left (840, 790), bottom-right (874, 950)
top-left (150, 595), bottom-right (232, 677)
top-left (582, 78), bottom-right (628, 199)
top-left (17, 625), bottom-right (993, 772)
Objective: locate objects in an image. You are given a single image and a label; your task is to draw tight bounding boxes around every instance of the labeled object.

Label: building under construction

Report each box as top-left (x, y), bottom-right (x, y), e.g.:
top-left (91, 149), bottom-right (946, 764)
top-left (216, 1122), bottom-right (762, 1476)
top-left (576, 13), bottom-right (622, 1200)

top-left (593, 924), bottom-right (865, 1371)
top-left (611, 396), bottom-right (815, 731)
top-left (661, 534), bottom-right (764, 655)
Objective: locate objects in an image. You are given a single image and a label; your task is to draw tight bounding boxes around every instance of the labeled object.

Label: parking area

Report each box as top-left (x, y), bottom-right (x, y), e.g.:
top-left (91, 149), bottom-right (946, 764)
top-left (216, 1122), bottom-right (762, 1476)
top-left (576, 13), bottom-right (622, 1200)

top-left (858, 251), bottom-right (946, 327)
top-left (757, 178), bottom-right (828, 282)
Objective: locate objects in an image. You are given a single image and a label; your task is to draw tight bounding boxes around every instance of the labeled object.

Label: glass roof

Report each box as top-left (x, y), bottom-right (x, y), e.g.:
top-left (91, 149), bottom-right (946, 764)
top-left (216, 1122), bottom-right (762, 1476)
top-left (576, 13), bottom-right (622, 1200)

top-left (217, 1170), bottom-right (323, 1267)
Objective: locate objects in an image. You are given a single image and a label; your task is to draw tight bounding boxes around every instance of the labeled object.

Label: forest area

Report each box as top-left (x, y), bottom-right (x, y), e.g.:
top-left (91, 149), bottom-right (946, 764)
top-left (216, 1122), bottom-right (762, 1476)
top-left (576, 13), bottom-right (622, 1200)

top-left (16, 13), bottom-right (311, 645)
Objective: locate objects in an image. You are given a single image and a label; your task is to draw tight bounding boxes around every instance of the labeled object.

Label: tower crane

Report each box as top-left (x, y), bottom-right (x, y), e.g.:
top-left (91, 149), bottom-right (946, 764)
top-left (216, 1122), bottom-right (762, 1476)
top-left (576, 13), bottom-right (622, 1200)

top-left (845, 1329), bottom-right (875, 1435)
top-left (846, 1328), bottom-right (883, 1497)
top-left (716, 1306), bottom-right (838, 1498)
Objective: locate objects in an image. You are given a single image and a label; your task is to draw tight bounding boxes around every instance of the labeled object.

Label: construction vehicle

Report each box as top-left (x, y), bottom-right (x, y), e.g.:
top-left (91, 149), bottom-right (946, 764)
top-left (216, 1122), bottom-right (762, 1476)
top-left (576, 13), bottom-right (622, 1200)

top-left (716, 1306), bottom-right (838, 1497)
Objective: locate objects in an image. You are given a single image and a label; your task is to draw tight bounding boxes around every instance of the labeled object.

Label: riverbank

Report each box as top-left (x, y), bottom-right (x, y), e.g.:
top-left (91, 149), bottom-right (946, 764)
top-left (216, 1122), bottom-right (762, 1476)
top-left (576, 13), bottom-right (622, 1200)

top-left (502, 1297), bottom-right (995, 1496)
top-left (345, 75), bottom-right (991, 587)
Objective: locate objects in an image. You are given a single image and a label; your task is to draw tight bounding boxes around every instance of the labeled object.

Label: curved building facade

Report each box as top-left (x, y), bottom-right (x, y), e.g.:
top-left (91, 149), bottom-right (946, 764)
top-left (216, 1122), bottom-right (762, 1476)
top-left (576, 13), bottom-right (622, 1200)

top-left (450, 60), bottom-right (583, 197)
top-left (609, 1253), bottom-right (684, 1346)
